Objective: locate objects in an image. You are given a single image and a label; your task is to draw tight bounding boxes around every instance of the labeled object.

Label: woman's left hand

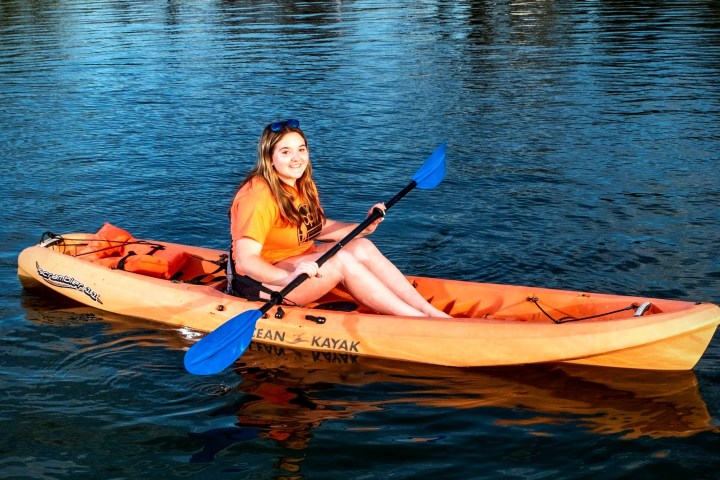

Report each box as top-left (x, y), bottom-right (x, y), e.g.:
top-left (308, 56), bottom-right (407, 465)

top-left (362, 202), bottom-right (385, 235)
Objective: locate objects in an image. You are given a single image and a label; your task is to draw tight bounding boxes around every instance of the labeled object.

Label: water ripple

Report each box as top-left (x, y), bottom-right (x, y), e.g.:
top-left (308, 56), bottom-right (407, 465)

top-left (3, 0), bottom-right (720, 478)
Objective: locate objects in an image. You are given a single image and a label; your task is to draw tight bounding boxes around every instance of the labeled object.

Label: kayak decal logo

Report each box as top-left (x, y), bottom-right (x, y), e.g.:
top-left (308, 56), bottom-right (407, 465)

top-left (253, 327), bottom-right (285, 343)
top-left (35, 262), bottom-right (103, 304)
top-left (311, 336), bottom-right (360, 353)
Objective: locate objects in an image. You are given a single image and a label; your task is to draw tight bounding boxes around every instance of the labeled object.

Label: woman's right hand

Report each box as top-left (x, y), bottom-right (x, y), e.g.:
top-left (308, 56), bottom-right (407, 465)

top-left (291, 261), bottom-right (321, 281)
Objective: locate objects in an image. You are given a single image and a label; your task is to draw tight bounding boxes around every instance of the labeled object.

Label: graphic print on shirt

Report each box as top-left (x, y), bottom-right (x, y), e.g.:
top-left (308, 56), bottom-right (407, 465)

top-left (298, 204), bottom-right (323, 243)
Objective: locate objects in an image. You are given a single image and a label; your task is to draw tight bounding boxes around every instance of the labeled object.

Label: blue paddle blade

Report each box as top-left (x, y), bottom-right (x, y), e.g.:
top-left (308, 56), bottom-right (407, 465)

top-left (183, 309), bottom-right (263, 375)
top-left (412, 142), bottom-right (446, 190)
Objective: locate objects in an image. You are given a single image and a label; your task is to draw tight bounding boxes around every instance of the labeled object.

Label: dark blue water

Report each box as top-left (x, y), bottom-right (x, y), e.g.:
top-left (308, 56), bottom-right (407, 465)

top-left (3, 1), bottom-right (720, 478)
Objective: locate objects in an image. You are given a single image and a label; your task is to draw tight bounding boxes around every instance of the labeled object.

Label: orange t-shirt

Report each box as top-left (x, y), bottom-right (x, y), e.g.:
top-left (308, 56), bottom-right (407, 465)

top-left (230, 177), bottom-right (323, 264)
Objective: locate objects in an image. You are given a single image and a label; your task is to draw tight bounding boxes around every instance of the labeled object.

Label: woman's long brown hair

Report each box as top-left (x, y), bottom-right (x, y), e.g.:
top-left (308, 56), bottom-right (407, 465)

top-left (232, 123), bottom-right (325, 228)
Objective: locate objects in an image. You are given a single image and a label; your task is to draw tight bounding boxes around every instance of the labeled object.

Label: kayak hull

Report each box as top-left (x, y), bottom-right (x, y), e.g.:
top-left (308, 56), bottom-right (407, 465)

top-left (17, 233), bottom-right (720, 370)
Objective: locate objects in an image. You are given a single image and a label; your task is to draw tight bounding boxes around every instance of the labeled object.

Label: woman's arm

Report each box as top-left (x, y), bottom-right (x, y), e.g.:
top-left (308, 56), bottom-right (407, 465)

top-left (316, 203), bottom-right (386, 242)
top-left (234, 238), bottom-right (318, 286)
top-left (316, 218), bottom-right (357, 241)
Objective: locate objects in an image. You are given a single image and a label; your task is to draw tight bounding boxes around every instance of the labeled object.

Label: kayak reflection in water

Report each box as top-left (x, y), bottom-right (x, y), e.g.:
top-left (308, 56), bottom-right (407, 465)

top-left (227, 119), bottom-right (450, 318)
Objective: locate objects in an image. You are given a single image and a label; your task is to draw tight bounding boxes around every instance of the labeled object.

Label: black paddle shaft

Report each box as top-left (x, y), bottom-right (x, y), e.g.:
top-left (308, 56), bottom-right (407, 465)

top-left (260, 179), bottom-right (418, 313)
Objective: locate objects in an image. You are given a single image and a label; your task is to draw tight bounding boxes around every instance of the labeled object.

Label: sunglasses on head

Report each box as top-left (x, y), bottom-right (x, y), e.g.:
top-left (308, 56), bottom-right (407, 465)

top-left (269, 119), bottom-right (300, 132)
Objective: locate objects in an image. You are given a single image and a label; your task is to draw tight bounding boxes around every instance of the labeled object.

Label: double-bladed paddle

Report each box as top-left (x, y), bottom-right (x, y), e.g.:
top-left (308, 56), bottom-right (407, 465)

top-left (184, 142), bottom-right (447, 375)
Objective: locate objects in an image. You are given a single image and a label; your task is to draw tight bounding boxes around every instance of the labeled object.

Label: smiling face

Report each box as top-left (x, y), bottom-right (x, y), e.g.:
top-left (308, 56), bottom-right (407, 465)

top-left (270, 131), bottom-right (309, 186)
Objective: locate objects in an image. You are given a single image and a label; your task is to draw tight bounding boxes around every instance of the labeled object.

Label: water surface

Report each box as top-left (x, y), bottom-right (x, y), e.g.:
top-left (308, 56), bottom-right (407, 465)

top-left (2, 1), bottom-right (720, 478)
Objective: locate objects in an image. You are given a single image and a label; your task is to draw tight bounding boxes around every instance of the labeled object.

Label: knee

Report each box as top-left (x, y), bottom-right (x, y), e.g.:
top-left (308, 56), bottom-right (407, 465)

top-left (344, 237), bottom-right (377, 261)
top-left (319, 257), bottom-right (343, 280)
top-left (328, 248), bottom-right (364, 275)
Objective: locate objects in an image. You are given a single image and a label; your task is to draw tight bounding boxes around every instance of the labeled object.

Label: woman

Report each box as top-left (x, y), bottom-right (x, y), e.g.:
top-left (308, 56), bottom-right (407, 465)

top-left (228, 119), bottom-right (450, 318)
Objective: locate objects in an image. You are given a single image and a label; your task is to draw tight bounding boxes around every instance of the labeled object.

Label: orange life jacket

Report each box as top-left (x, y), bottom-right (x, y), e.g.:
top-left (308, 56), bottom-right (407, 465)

top-left (79, 223), bottom-right (190, 280)
top-left (116, 243), bottom-right (191, 280)
top-left (77, 223), bottom-right (135, 260)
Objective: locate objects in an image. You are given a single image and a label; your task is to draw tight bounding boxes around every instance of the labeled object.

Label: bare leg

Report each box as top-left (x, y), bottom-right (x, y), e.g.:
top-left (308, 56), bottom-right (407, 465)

top-left (276, 251), bottom-right (427, 316)
top-left (341, 239), bottom-right (451, 317)
top-left (273, 239), bottom-right (450, 317)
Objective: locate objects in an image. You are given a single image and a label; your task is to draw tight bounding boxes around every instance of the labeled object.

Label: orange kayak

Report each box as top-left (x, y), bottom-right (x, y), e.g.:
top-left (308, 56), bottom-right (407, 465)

top-left (17, 230), bottom-right (720, 370)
